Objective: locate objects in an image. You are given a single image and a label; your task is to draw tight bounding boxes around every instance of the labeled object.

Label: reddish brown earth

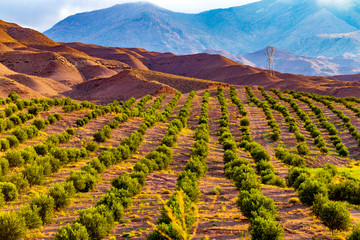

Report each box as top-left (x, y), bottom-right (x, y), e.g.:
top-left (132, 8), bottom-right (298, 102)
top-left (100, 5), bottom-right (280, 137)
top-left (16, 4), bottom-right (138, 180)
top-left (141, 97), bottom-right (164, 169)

top-left (330, 73), bottom-right (360, 82)
top-left (0, 19), bottom-right (359, 103)
top-left (65, 43), bottom-right (360, 98)
top-left (0, 20), bottom-right (225, 103)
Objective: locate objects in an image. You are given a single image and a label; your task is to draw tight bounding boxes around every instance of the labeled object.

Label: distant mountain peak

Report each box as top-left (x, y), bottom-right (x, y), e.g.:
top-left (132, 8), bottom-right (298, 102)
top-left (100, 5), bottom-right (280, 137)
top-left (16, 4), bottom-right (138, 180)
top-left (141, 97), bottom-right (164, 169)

top-left (112, 1), bottom-right (162, 9)
top-left (44, 0), bottom-right (360, 58)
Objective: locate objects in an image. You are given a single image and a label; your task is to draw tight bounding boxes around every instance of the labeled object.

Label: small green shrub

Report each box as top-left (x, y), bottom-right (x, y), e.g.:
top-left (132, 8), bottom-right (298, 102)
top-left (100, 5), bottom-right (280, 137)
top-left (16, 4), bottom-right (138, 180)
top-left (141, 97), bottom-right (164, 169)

top-left (96, 188), bottom-right (129, 221)
top-left (49, 182), bottom-right (76, 210)
top-left (6, 135), bottom-right (19, 149)
top-left (250, 216), bottom-right (284, 240)
top-left (0, 139), bottom-right (10, 151)
top-left (85, 141), bottom-right (98, 152)
top-left (32, 118), bottom-right (48, 130)
top-left (298, 179), bottom-right (328, 206)
top-left (22, 162), bottom-right (45, 186)
top-left (210, 186), bottom-right (222, 195)
top-left (0, 182), bottom-right (18, 202)
top-left (176, 170), bottom-right (201, 202)
top-left (237, 189), bottom-right (277, 219)
top-left (5, 150), bottom-right (23, 167)
top-left (68, 171), bottom-right (98, 192)
top-left (111, 173), bottom-right (141, 197)
top-left (232, 165), bottom-right (260, 191)
top-left (29, 194), bottom-right (55, 224)
top-left (75, 205), bottom-right (114, 240)
top-left (296, 143), bottom-right (309, 156)
top-left (19, 204), bottom-right (43, 229)
top-left (55, 223), bottom-right (89, 240)
top-left (320, 201), bottom-right (351, 232)
top-left (240, 118), bottom-right (250, 126)
top-left (0, 211), bottom-right (26, 240)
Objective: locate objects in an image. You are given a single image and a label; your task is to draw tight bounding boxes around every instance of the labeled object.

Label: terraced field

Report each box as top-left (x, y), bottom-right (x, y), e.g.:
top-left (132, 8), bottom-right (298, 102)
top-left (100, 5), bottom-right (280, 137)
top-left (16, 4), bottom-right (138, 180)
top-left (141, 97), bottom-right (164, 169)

top-left (0, 87), bottom-right (360, 240)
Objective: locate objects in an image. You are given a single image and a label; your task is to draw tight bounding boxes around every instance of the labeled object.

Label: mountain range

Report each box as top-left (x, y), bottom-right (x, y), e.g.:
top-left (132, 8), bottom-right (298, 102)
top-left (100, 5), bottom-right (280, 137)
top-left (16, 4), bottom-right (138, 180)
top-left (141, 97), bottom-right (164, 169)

top-left (45, 0), bottom-right (360, 59)
top-left (205, 48), bottom-right (360, 77)
top-left (1, 19), bottom-right (360, 102)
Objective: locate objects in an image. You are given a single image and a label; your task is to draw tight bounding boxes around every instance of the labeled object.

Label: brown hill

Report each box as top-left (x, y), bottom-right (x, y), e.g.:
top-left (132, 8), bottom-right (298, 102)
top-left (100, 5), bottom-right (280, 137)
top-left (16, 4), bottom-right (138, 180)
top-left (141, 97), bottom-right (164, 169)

top-left (0, 20), bottom-right (56, 48)
top-left (64, 43), bottom-right (150, 70)
top-left (142, 53), bottom-right (260, 84)
top-left (329, 74), bottom-right (360, 82)
top-left (0, 51), bottom-right (85, 86)
top-left (66, 69), bottom-right (177, 103)
top-left (0, 75), bottom-right (48, 99)
top-left (0, 20), bottom-right (229, 102)
top-left (1, 19), bottom-right (360, 101)
top-left (66, 42), bottom-right (360, 98)
top-left (0, 20), bottom-right (127, 90)
top-left (0, 62), bottom-right (71, 98)
top-left (66, 68), bottom-right (227, 103)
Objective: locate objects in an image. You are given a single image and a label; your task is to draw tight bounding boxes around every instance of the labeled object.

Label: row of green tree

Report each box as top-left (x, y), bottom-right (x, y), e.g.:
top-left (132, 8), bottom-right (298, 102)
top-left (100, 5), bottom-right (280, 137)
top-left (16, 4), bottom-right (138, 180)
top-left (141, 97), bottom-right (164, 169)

top-left (149, 90), bottom-right (209, 239)
top-left (271, 89), bottom-right (329, 154)
top-left (223, 86), bottom-right (284, 239)
top-left (290, 92), bottom-right (349, 157)
top-left (76, 98), bottom-right (136, 128)
top-left (245, 86), bottom-right (281, 141)
top-left (299, 91), bottom-right (360, 148)
top-left (52, 92), bottom-right (183, 240)
top-left (93, 94), bottom-right (162, 142)
top-left (259, 87), bottom-right (306, 143)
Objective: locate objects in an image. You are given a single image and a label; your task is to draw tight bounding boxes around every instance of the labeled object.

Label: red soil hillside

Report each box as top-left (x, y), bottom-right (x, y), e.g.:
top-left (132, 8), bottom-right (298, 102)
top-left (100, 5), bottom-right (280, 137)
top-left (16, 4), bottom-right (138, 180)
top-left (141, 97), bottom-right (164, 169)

top-left (66, 42), bottom-right (360, 98)
top-left (64, 43), bottom-right (150, 70)
top-left (0, 20), bottom-right (229, 102)
top-left (0, 76), bottom-right (46, 99)
top-left (143, 53), bottom-right (260, 83)
top-left (0, 20), bottom-right (57, 48)
top-left (0, 20), bottom-right (128, 94)
top-left (66, 69), bottom-right (178, 103)
top-left (65, 68), bottom-right (228, 103)
top-left (0, 62), bottom-right (71, 98)
top-left (330, 74), bottom-right (360, 82)
top-left (0, 51), bottom-right (85, 86)
top-left (0, 19), bottom-right (360, 101)
top-left (130, 69), bottom-right (229, 93)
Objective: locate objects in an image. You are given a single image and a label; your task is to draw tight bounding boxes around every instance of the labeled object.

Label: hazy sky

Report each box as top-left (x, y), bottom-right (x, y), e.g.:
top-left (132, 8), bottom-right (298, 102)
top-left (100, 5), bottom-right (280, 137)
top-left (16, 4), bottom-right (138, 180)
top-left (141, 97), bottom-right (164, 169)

top-left (0, 0), bottom-right (259, 32)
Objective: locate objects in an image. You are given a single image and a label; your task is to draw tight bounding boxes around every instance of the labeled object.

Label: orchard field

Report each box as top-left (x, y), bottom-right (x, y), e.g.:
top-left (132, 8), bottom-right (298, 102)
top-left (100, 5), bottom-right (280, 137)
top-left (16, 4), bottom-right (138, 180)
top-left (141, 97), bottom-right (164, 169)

top-left (0, 86), bottom-right (360, 240)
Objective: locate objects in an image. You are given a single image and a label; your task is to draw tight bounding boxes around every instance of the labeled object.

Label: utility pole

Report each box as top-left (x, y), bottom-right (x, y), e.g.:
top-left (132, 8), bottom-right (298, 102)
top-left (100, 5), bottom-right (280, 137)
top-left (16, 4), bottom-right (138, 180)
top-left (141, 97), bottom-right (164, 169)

top-left (266, 46), bottom-right (275, 77)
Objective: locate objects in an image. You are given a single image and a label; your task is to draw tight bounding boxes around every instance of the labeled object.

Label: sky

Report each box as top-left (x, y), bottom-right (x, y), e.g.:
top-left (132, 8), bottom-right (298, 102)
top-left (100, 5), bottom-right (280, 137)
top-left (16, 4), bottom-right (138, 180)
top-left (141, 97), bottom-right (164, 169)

top-left (0, 0), bottom-right (259, 32)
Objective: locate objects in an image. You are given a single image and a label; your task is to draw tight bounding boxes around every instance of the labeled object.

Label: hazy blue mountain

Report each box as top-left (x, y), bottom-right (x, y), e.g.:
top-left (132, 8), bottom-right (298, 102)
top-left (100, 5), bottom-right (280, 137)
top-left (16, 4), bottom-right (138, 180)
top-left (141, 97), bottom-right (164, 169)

top-left (205, 47), bottom-right (360, 76)
top-left (45, 0), bottom-right (360, 58)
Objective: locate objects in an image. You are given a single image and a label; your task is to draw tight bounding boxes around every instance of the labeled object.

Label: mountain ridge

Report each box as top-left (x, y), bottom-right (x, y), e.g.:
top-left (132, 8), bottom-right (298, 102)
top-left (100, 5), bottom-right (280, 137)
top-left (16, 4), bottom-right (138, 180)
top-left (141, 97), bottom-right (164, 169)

top-left (1, 18), bottom-right (360, 103)
top-left (44, 0), bottom-right (360, 59)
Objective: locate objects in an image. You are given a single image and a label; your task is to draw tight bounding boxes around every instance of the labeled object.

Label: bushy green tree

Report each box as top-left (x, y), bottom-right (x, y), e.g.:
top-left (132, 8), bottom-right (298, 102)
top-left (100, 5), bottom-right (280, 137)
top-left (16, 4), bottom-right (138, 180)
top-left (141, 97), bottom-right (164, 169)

top-left (29, 194), bottom-right (55, 224)
top-left (0, 211), bottom-right (26, 240)
top-left (68, 171), bottom-right (98, 192)
top-left (49, 182), bottom-right (75, 210)
top-left (319, 201), bottom-right (351, 232)
top-left (0, 182), bottom-right (18, 202)
top-left (111, 173), bottom-right (141, 197)
top-left (55, 223), bottom-right (89, 240)
top-left (22, 162), bottom-right (45, 186)
top-left (75, 205), bottom-right (114, 240)
top-left (298, 179), bottom-right (328, 206)
top-left (18, 204), bottom-right (43, 229)
top-left (250, 216), bottom-right (284, 240)
top-left (296, 143), bottom-right (309, 156)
